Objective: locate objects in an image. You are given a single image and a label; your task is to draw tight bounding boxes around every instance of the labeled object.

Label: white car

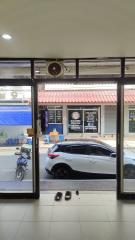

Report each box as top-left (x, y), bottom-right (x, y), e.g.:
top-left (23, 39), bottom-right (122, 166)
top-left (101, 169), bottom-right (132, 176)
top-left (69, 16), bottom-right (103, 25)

top-left (45, 140), bottom-right (135, 179)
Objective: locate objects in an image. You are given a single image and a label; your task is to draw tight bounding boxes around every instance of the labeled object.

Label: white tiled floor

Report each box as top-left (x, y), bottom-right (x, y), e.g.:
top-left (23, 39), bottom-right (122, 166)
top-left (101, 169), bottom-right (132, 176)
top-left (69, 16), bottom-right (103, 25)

top-left (1, 191), bottom-right (135, 240)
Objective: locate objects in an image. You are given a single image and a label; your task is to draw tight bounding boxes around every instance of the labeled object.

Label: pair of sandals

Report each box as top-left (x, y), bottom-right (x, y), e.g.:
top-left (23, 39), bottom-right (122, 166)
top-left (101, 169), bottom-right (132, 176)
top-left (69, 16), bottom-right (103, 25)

top-left (55, 191), bottom-right (71, 201)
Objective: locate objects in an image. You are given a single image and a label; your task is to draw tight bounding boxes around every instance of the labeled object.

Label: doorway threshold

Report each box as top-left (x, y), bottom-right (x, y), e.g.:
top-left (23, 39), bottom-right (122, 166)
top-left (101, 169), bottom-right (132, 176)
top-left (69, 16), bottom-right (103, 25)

top-left (40, 179), bottom-right (116, 191)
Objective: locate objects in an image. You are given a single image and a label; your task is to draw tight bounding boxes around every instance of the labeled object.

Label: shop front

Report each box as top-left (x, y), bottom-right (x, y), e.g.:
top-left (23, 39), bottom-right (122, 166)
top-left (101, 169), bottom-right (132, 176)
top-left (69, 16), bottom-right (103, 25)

top-left (38, 87), bottom-right (135, 140)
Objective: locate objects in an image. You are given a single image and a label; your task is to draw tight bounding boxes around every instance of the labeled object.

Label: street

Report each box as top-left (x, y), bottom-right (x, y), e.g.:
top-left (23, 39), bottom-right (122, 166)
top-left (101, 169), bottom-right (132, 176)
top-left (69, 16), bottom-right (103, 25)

top-left (0, 145), bottom-right (135, 191)
top-left (0, 151), bottom-right (52, 181)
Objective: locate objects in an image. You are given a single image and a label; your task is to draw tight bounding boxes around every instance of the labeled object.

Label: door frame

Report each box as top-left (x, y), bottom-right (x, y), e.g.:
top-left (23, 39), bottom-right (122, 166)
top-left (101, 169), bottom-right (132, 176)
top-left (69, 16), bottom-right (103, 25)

top-left (117, 79), bottom-right (135, 199)
top-left (0, 61), bottom-right (39, 199)
top-left (0, 57), bottom-right (135, 199)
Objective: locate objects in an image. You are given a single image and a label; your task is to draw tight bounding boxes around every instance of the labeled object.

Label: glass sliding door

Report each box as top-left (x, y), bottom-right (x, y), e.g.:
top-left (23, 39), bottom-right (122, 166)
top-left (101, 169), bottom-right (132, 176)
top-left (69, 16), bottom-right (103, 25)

top-left (117, 83), bottom-right (135, 199)
top-left (0, 85), bottom-right (38, 197)
top-left (123, 85), bottom-right (135, 192)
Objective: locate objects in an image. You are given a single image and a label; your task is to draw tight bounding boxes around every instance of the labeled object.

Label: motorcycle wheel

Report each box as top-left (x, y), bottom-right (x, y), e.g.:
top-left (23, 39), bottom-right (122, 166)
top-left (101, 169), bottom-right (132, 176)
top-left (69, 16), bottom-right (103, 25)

top-left (16, 167), bottom-right (25, 181)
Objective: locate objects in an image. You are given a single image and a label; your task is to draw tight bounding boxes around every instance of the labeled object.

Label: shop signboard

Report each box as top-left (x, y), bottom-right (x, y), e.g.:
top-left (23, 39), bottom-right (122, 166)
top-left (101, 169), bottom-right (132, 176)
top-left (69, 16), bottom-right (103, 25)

top-left (84, 110), bottom-right (98, 133)
top-left (68, 110), bottom-right (83, 133)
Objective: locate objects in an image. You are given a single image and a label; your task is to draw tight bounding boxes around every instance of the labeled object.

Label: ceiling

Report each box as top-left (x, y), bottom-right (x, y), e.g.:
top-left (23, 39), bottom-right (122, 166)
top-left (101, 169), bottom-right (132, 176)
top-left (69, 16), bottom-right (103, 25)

top-left (0, 0), bottom-right (135, 58)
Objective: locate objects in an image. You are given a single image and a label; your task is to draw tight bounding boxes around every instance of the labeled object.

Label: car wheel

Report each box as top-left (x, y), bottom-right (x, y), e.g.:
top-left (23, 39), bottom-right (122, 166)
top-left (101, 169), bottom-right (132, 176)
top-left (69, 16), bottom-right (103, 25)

top-left (53, 165), bottom-right (71, 179)
top-left (124, 165), bottom-right (135, 179)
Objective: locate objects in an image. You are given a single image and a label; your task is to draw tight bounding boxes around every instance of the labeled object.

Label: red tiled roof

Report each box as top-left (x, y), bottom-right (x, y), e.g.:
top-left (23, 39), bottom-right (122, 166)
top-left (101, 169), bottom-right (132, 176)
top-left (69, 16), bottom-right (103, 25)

top-left (38, 90), bottom-right (135, 105)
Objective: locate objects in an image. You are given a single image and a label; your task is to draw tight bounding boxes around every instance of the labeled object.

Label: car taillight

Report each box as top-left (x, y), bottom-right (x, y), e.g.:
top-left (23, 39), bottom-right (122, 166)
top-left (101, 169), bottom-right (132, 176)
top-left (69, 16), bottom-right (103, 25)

top-left (48, 153), bottom-right (60, 159)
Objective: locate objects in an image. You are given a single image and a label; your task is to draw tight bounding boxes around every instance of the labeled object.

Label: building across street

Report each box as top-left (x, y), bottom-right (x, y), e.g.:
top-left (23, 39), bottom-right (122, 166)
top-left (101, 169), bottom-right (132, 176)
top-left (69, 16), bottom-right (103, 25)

top-left (0, 85), bottom-right (135, 144)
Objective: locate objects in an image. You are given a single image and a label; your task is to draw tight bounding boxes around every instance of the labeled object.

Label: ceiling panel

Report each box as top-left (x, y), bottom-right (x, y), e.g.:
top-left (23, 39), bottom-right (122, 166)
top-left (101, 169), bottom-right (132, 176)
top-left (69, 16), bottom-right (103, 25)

top-left (0, 0), bottom-right (135, 57)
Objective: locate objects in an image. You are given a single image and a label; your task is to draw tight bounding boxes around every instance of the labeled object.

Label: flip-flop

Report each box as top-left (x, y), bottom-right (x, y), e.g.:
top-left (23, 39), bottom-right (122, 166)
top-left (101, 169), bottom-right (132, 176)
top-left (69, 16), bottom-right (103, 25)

top-left (76, 190), bottom-right (79, 195)
top-left (65, 191), bottom-right (72, 200)
top-left (54, 192), bottom-right (62, 201)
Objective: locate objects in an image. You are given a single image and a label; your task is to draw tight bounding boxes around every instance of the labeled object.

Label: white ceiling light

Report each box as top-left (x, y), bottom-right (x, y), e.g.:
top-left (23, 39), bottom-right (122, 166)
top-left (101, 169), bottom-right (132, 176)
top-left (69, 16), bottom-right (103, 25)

top-left (2, 33), bottom-right (12, 40)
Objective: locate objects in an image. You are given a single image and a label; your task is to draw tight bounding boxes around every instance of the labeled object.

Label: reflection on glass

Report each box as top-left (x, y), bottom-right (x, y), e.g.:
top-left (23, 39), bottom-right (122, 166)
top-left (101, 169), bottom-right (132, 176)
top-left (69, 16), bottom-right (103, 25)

top-left (125, 58), bottom-right (135, 77)
top-left (124, 85), bottom-right (135, 192)
top-left (0, 61), bottom-right (31, 79)
top-left (0, 86), bottom-right (33, 192)
top-left (79, 59), bottom-right (120, 78)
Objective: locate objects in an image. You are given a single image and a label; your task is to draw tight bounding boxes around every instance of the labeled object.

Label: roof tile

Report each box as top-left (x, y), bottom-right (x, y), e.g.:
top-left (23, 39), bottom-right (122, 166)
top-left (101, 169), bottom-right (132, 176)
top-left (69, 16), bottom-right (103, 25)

top-left (38, 90), bottom-right (135, 104)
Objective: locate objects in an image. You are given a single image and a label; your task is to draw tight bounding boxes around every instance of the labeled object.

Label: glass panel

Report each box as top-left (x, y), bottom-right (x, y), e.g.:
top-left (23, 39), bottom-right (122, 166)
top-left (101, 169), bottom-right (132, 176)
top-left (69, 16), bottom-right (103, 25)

top-left (63, 60), bottom-right (76, 78)
top-left (56, 110), bottom-right (62, 123)
top-left (38, 82), bottom-right (117, 191)
top-left (84, 109), bottom-right (99, 133)
top-left (68, 109), bottom-right (83, 133)
top-left (125, 58), bottom-right (135, 77)
top-left (34, 60), bottom-right (47, 79)
top-left (0, 61), bottom-right (31, 79)
top-left (79, 59), bottom-right (120, 78)
top-left (0, 86), bottom-right (33, 192)
top-left (48, 105), bottom-right (62, 109)
top-left (129, 108), bottom-right (135, 133)
top-left (35, 60), bottom-right (76, 79)
top-left (48, 110), bottom-right (55, 123)
top-left (123, 85), bottom-right (135, 192)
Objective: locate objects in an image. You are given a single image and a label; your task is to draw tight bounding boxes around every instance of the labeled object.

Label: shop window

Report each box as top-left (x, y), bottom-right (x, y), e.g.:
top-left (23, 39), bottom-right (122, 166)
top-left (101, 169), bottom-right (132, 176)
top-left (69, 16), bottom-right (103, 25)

top-left (68, 110), bottom-right (83, 133)
top-left (68, 106), bottom-right (100, 134)
top-left (129, 109), bottom-right (135, 133)
top-left (84, 110), bottom-right (98, 133)
top-left (48, 106), bottom-right (63, 124)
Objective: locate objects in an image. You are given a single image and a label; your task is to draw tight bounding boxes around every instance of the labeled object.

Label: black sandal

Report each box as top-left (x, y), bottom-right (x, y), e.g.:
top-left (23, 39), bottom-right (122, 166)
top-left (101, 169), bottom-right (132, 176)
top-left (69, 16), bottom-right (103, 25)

top-left (65, 191), bottom-right (72, 200)
top-left (54, 192), bottom-right (62, 201)
top-left (76, 190), bottom-right (79, 195)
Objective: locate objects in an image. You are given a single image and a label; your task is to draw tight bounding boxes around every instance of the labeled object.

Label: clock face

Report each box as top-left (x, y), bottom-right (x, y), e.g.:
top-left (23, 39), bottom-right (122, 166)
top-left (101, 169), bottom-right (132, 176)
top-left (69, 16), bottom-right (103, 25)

top-left (72, 111), bottom-right (80, 120)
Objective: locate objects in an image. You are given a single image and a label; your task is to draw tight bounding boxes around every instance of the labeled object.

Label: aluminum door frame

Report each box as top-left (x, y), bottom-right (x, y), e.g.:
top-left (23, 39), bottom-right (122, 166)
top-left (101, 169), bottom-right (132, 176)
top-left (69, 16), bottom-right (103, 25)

top-left (0, 68), bottom-right (39, 199)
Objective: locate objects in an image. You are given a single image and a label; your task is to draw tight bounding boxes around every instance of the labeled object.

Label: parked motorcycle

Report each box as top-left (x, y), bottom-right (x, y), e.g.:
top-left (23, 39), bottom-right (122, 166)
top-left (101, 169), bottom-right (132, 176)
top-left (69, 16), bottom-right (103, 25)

top-left (15, 152), bottom-right (29, 181)
top-left (15, 145), bottom-right (31, 159)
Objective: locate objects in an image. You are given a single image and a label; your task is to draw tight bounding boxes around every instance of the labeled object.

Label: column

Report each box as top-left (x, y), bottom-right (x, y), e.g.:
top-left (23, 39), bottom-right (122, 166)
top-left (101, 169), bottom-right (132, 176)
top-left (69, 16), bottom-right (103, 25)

top-left (124, 105), bottom-right (129, 137)
top-left (63, 105), bottom-right (68, 136)
top-left (100, 105), bottom-right (105, 136)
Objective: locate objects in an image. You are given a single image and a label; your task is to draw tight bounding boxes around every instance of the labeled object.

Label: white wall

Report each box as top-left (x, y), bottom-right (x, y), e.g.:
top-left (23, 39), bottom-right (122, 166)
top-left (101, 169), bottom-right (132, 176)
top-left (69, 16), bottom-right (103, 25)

top-left (104, 105), bottom-right (117, 134)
